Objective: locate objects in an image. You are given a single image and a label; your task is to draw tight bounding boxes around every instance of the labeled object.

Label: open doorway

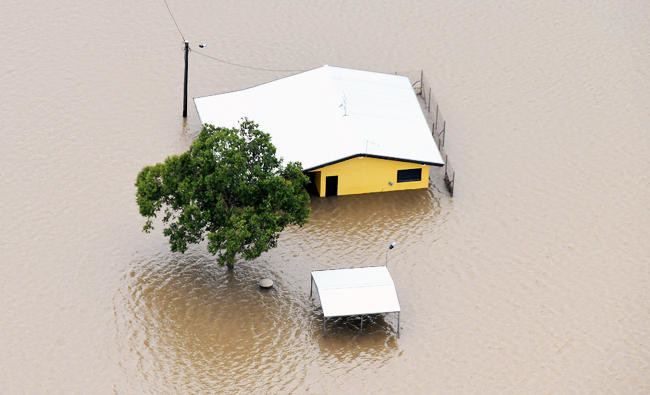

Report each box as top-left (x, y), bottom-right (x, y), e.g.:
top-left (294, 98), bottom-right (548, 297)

top-left (325, 176), bottom-right (338, 196)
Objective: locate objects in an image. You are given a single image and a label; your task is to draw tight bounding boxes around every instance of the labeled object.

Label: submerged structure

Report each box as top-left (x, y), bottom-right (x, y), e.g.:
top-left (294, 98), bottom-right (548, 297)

top-left (194, 65), bottom-right (444, 197)
top-left (310, 266), bottom-right (400, 336)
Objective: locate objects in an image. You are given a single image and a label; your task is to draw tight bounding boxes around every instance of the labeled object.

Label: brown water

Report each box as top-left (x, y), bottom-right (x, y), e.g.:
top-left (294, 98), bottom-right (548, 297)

top-left (1, 1), bottom-right (648, 393)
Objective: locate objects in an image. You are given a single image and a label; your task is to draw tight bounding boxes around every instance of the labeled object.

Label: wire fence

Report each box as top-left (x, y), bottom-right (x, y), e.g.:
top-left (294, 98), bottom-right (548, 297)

top-left (411, 70), bottom-right (455, 196)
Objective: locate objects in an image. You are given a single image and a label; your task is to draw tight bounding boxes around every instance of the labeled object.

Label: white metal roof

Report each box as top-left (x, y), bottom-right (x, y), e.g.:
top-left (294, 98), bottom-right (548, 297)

top-left (311, 266), bottom-right (400, 317)
top-left (194, 65), bottom-right (444, 171)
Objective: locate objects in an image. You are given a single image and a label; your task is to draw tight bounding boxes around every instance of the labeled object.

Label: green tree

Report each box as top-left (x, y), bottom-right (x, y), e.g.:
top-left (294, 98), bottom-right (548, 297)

top-left (135, 120), bottom-right (310, 268)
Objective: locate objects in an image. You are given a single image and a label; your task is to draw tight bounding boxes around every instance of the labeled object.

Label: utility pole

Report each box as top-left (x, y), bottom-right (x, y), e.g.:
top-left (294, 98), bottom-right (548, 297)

top-left (183, 40), bottom-right (189, 118)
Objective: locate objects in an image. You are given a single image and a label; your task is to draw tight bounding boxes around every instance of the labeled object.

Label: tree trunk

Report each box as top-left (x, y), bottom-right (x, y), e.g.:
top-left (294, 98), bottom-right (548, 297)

top-left (224, 253), bottom-right (236, 270)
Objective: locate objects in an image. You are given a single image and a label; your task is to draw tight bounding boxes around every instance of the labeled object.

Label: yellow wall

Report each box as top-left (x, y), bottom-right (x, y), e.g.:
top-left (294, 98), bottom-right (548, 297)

top-left (310, 156), bottom-right (430, 197)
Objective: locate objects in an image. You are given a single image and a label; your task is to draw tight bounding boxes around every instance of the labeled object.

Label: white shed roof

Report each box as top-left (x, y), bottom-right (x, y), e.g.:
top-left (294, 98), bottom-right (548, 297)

top-left (194, 65), bottom-right (444, 171)
top-left (311, 266), bottom-right (400, 317)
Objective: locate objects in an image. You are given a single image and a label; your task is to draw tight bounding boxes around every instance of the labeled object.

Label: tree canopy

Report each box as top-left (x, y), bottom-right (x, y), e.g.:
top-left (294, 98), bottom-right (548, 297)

top-left (135, 120), bottom-right (310, 268)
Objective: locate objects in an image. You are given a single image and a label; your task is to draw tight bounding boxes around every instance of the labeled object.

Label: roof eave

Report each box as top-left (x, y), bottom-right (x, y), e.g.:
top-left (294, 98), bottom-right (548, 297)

top-left (303, 153), bottom-right (444, 172)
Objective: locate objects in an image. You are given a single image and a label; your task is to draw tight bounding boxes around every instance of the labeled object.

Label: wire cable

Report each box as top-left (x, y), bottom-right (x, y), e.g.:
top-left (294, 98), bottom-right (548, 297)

top-left (162, 0), bottom-right (185, 42)
top-left (160, 1), bottom-right (413, 76)
top-left (192, 49), bottom-right (308, 73)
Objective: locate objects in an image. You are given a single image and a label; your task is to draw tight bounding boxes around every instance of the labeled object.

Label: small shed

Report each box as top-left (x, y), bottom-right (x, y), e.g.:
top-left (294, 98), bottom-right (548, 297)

top-left (194, 65), bottom-right (444, 197)
top-left (310, 266), bottom-right (401, 335)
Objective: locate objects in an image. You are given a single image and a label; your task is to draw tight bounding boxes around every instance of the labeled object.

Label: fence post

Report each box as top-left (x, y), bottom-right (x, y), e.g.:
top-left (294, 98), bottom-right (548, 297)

top-left (434, 104), bottom-right (439, 133)
top-left (450, 170), bottom-right (455, 196)
top-left (428, 88), bottom-right (432, 112)
top-left (442, 121), bottom-right (446, 146)
top-left (420, 69), bottom-right (423, 95)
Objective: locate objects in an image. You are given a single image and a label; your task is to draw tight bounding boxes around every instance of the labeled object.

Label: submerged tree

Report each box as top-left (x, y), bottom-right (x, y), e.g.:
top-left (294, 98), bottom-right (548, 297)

top-left (135, 120), bottom-right (310, 268)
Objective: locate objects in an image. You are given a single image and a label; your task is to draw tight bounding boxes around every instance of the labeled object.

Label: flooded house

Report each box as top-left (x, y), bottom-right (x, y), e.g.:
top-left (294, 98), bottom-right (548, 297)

top-left (194, 65), bottom-right (444, 196)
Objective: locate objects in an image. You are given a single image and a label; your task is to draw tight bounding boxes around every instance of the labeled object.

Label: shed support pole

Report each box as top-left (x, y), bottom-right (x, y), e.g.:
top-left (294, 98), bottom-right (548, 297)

top-left (323, 318), bottom-right (326, 337)
top-left (360, 316), bottom-right (363, 332)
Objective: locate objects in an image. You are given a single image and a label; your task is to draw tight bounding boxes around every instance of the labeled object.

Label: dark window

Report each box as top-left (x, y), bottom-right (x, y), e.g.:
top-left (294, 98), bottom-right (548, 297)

top-left (397, 168), bottom-right (422, 183)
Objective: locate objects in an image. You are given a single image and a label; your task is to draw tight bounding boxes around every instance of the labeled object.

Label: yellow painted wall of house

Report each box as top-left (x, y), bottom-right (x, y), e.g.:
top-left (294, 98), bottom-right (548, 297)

top-left (310, 156), bottom-right (430, 197)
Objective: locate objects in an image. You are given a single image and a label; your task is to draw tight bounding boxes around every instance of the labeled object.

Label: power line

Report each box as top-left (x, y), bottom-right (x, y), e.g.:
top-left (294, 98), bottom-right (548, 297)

top-left (160, 1), bottom-right (418, 77)
top-left (161, 0), bottom-right (307, 72)
top-left (162, 0), bottom-right (185, 42)
top-left (192, 49), bottom-right (307, 73)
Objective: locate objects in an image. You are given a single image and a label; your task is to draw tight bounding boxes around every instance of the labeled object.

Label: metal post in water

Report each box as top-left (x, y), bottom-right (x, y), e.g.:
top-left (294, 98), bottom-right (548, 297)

top-left (397, 312), bottom-right (400, 335)
top-left (183, 40), bottom-right (189, 118)
top-left (435, 104), bottom-right (439, 132)
top-left (450, 170), bottom-right (455, 196)
top-left (442, 121), bottom-right (446, 146)
top-left (385, 242), bottom-right (396, 268)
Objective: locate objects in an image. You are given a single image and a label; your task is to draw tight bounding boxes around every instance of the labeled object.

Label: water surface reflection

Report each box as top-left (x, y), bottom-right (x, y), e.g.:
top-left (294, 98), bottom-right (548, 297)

top-left (115, 184), bottom-right (435, 394)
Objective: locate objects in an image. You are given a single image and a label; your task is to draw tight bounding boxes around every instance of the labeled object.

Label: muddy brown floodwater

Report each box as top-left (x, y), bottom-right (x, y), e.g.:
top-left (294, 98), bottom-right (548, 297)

top-left (1, 1), bottom-right (648, 393)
